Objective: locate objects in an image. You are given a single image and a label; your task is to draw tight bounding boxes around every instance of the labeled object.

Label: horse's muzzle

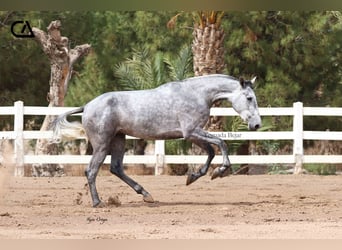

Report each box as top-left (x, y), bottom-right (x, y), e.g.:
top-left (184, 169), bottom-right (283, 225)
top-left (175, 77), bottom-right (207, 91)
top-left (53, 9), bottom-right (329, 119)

top-left (248, 116), bottom-right (262, 131)
top-left (254, 124), bottom-right (260, 130)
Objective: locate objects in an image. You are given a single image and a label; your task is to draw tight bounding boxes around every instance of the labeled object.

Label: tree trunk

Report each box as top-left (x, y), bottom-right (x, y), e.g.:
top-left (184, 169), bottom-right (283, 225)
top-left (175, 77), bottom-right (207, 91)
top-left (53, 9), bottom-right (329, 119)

top-left (31, 20), bottom-right (91, 177)
top-left (192, 23), bottom-right (225, 131)
top-left (192, 23), bottom-right (225, 77)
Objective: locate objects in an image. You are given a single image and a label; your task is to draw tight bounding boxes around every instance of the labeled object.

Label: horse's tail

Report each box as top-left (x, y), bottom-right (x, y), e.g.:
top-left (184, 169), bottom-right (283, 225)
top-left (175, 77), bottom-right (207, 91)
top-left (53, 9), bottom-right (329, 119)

top-left (50, 107), bottom-right (87, 144)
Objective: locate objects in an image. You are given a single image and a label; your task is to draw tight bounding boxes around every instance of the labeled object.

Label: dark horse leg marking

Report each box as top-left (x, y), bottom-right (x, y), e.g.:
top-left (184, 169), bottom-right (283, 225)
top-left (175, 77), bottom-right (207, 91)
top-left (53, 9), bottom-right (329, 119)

top-left (187, 128), bottom-right (232, 182)
top-left (109, 133), bottom-right (154, 203)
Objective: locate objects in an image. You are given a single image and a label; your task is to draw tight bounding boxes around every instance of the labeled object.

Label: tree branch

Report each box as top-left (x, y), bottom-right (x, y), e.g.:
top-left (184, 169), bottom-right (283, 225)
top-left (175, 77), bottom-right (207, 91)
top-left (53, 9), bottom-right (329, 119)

top-left (32, 27), bottom-right (49, 54)
top-left (47, 20), bottom-right (62, 43)
top-left (69, 44), bottom-right (92, 66)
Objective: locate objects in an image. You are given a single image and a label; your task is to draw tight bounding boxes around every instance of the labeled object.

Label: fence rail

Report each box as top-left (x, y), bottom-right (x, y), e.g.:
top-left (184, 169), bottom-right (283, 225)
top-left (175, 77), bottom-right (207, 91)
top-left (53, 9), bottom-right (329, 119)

top-left (1, 101), bottom-right (342, 176)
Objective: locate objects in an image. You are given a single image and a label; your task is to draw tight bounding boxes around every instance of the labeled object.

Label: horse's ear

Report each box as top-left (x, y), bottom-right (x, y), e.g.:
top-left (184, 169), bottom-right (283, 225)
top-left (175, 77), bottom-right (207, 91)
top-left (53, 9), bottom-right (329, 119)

top-left (251, 76), bottom-right (257, 84)
top-left (239, 77), bottom-right (245, 88)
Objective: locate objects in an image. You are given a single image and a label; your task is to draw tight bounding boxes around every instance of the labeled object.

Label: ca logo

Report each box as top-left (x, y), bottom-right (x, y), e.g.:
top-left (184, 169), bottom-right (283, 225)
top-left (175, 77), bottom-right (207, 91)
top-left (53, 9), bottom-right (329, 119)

top-left (11, 21), bottom-right (35, 38)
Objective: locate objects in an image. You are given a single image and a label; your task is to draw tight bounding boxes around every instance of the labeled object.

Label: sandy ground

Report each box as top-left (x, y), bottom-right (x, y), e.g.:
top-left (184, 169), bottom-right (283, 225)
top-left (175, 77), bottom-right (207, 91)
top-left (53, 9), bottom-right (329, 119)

top-left (0, 168), bottom-right (342, 239)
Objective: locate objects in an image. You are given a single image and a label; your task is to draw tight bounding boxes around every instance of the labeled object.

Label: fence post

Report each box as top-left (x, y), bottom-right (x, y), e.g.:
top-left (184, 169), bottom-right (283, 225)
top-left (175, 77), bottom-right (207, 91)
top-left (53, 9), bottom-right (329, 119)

top-left (293, 102), bottom-right (303, 174)
top-left (14, 101), bottom-right (24, 177)
top-left (154, 140), bottom-right (165, 175)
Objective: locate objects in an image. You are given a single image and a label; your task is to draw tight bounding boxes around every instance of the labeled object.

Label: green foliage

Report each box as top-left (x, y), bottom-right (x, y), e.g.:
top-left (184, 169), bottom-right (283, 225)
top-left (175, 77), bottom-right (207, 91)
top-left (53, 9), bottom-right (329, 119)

top-left (222, 11), bottom-right (341, 135)
top-left (304, 164), bottom-right (337, 175)
top-left (164, 45), bottom-right (193, 81)
top-left (0, 12), bottom-right (50, 107)
top-left (165, 140), bottom-right (192, 155)
top-left (2, 11), bottom-right (340, 106)
top-left (1, 11), bottom-right (341, 141)
top-left (267, 165), bottom-right (292, 175)
top-left (65, 52), bottom-right (109, 106)
top-left (114, 44), bottom-right (193, 90)
top-left (114, 47), bottom-right (169, 90)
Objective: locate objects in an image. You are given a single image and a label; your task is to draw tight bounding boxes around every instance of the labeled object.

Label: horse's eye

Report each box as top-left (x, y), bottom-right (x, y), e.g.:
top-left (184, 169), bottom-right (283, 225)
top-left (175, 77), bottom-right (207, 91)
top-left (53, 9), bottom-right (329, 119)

top-left (247, 97), bottom-right (253, 102)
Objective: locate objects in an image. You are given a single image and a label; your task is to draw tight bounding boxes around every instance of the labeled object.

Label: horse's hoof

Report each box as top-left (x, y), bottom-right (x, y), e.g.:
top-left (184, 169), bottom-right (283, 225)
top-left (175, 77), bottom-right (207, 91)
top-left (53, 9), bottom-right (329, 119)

top-left (93, 201), bottom-right (106, 208)
top-left (221, 167), bottom-right (232, 177)
top-left (186, 173), bottom-right (198, 186)
top-left (211, 168), bottom-right (221, 180)
top-left (211, 167), bottom-right (231, 180)
top-left (143, 193), bottom-right (154, 203)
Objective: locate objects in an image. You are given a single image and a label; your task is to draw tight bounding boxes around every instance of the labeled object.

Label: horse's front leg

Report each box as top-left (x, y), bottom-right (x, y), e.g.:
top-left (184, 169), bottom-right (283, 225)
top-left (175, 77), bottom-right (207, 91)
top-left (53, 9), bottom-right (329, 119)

top-left (187, 128), bottom-right (232, 182)
top-left (206, 133), bottom-right (232, 180)
top-left (186, 139), bottom-right (215, 185)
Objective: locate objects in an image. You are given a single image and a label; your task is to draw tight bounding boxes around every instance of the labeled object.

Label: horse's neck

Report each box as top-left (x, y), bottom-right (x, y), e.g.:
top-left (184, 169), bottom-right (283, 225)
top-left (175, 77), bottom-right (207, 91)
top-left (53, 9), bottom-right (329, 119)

top-left (212, 91), bottom-right (238, 103)
top-left (191, 78), bottom-right (240, 104)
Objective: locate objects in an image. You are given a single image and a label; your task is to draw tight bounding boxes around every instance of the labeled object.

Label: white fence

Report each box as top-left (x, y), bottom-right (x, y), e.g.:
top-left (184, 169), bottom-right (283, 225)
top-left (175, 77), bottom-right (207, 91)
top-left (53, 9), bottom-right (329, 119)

top-left (0, 101), bottom-right (342, 176)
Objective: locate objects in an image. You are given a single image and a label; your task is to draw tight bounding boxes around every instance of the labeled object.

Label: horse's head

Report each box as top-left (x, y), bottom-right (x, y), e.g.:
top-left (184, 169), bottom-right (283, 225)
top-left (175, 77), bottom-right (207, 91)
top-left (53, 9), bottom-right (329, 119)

top-left (231, 77), bottom-right (262, 131)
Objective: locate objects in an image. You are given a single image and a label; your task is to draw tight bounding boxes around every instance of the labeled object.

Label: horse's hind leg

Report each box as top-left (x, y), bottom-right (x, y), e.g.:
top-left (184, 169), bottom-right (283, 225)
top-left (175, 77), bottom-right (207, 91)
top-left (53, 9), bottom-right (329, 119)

top-left (85, 143), bottom-right (109, 207)
top-left (110, 133), bottom-right (154, 203)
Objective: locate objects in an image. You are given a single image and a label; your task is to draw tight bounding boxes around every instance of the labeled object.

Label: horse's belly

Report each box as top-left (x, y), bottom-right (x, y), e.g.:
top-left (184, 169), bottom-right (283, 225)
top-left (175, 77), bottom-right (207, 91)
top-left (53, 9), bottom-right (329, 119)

top-left (119, 119), bottom-right (183, 140)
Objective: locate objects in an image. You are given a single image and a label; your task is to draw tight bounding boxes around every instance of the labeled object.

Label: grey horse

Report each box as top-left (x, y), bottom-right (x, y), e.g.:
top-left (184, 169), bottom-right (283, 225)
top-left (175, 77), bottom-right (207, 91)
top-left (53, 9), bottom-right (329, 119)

top-left (52, 74), bottom-right (261, 207)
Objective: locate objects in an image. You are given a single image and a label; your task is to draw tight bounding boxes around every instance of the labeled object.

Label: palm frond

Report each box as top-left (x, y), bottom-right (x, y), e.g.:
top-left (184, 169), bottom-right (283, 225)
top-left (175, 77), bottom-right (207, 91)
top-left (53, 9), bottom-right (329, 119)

top-left (167, 12), bottom-right (183, 29)
top-left (215, 11), bottom-right (225, 28)
top-left (153, 52), bottom-right (169, 86)
top-left (114, 62), bottom-right (143, 90)
top-left (193, 11), bottom-right (225, 29)
top-left (164, 45), bottom-right (193, 81)
top-left (115, 47), bottom-right (171, 90)
top-left (114, 42), bottom-right (195, 92)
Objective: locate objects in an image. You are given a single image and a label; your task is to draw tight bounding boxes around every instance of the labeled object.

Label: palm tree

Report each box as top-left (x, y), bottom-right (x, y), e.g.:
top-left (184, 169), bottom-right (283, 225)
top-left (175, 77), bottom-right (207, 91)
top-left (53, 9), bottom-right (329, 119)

top-left (192, 11), bottom-right (226, 76)
top-left (193, 11), bottom-right (226, 133)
